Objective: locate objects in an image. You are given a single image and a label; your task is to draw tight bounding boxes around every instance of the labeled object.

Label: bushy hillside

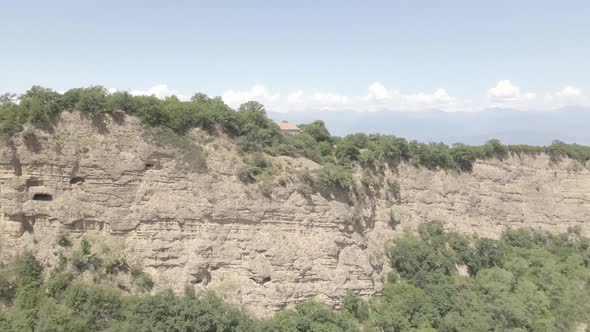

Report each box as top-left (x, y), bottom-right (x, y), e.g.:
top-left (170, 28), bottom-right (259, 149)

top-left (2, 86), bottom-right (590, 175)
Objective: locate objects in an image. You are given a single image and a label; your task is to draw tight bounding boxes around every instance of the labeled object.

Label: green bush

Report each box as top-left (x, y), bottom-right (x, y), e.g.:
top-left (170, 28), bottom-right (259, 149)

top-left (360, 169), bottom-right (378, 190)
top-left (410, 141), bottom-right (455, 170)
top-left (237, 153), bottom-right (273, 184)
top-left (118, 292), bottom-right (252, 331)
top-left (0, 271), bottom-right (16, 303)
top-left (548, 140), bottom-right (590, 164)
top-left (76, 86), bottom-right (108, 114)
top-left (377, 222), bottom-right (590, 331)
top-left (314, 163), bottom-right (353, 192)
top-left (36, 297), bottom-right (88, 331)
top-left (482, 139), bottom-right (508, 159)
top-left (80, 239), bottom-right (91, 256)
top-left (130, 268), bottom-right (154, 292)
top-left (15, 253), bottom-right (42, 287)
top-left (335, 140), bottom-right (360, 163)
top-left (389, 209), bottom-right (400, 228)
top-left (269, 300), bottom-right (358, 332)
top-left (237, 165), bottom-right (262, 183)
top-left (3, 85), bottom-right (590, 176)
top-left (450, 144), bottom-right (478, 171)
top-left (387, 178), bottom-right (401, 202)
top-left (299, 120), bottom-right (332, 142)
top-left (63, 283), bottom-right (122, 329)
top-left (55, 232), bottom-right (71, 247)
top-left (104, 255), bottom-right (128, 274)
top-left (45, 273), bottom-right (73, 298)
top-left (341, 293), bottom-right (370, 322)
top-left (71, 239), bottom-right (102, 272)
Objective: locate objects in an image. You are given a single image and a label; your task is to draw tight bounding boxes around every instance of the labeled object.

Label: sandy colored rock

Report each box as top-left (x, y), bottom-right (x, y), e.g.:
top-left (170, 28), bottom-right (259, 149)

top-left (0, 111), bottom-right (589, 316)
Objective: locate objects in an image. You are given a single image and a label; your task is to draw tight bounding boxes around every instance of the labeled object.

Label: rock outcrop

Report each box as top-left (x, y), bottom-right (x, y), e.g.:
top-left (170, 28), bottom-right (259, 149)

top-left (0, 111), bottom-right (589, 315)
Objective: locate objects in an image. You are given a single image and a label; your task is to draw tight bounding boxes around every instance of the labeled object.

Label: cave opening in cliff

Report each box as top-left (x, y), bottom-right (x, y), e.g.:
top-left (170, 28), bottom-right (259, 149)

top-left (70, 177), bottom-right (85, 185)
top-left (32, 193), bottom-right (53, 201)
top-left (251, 276), bottom-right (272, 285)
top-left (26, 178), bottom-right (43, 187)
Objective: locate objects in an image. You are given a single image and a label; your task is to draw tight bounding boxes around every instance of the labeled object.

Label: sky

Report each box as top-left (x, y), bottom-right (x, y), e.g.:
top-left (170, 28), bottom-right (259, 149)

top-left (1, 0), bottom-right (589, 112)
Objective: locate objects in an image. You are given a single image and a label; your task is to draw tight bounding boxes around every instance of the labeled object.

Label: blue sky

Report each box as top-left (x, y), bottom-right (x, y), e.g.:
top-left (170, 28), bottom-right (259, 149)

top-left (1, 0), bottom-right (589, 111)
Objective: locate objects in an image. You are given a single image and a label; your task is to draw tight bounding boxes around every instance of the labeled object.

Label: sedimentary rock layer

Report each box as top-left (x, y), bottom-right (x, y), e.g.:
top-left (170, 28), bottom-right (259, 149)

top-left (0, 111), bottom-right (588, 315)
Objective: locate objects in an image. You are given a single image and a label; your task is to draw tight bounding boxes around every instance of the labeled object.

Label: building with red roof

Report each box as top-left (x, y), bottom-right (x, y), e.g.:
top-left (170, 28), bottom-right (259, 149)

top-left (276, 121), bottom-right (303, 134)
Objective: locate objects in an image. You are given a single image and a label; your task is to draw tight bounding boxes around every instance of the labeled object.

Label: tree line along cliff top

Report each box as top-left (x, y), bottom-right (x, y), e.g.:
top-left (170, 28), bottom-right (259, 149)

top-left (1, 86), bottom-right (590, 174)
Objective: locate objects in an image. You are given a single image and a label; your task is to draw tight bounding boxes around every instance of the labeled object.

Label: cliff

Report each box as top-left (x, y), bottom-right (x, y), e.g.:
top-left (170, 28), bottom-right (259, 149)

top-left (1, 111), bottom-right (589, 315)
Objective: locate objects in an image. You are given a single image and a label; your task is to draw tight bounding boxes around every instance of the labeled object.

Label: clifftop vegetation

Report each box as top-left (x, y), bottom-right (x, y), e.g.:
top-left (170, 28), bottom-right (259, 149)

top-left (2, 86), bottom-right (590, 174)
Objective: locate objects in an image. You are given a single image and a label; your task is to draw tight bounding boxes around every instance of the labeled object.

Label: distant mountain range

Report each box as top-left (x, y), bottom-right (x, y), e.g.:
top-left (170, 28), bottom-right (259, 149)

top-left (269, 107), bottom-right (590, 146)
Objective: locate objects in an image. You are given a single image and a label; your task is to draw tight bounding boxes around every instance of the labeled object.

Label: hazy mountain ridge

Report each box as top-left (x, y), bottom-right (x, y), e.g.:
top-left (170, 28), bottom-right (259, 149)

top-left (269, 107), bottom-right (590, 145)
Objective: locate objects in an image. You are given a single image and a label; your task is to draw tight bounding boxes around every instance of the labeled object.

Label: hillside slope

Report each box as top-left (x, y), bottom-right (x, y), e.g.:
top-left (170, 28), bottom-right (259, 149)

top-left (0, 111), bottom-right (589, 315)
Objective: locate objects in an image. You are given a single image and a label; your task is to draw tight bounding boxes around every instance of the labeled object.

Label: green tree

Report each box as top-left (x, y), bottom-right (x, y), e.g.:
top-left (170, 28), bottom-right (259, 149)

top-left (450, 143), bottom-right (478, 171)
top-left (76, 86), bottom-right (108, 114)
top-left (299, 120), bottom-right (332, 142)
top-left (341, 293), bottom-right (369, 322)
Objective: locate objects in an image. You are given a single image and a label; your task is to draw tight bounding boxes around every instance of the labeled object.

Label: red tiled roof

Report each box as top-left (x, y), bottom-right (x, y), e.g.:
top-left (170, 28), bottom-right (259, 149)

top-left (277, 121), bottom-right (301, 131)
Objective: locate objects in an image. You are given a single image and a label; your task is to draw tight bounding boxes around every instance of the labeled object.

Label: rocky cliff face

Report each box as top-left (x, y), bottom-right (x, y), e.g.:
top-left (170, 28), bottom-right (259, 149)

top-left (1, 111), bottom-right (589, 315)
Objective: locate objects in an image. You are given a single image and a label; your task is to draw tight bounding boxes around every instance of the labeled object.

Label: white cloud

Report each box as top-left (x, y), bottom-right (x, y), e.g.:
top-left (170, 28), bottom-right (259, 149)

top-left (130, 84), bottom-right (189, 101)
top-left (222, 85), bottom-right (280, 108)
top-left (555, 86), bottom-right (582, 98)
top-left (287, 90), bottom-right (304, 104)
top-left (220, 82), bottom-right (460, 112)
top-left (484, 81), bottom-right (590, 110)
top-left (221, 83), bottom-right (460, 112)
top-left (367, 82), bottom-right (390, 100)
top-left (112, 82), bottom-right (588, 113)
top-left (488, 80), bottom-right (521, 100)
top-left (487, 80), bottom-right (536, 106)
top-left (544, 86), bottom-right (586, 108)
top-left (311, 92), bottom-right (349, 105)
top-left (406, 89), bottom-right (455, 107)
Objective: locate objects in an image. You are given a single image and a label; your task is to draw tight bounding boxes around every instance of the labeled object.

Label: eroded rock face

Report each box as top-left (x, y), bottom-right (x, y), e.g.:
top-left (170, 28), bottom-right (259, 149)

top-left (0, 111), bottom-right (589, 315)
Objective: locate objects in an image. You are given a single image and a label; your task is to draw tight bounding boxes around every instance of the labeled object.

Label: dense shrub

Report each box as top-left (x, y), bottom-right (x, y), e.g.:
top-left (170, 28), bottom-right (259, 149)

top-left (55, 232), bottom-right (71, 247)
top-left (130, 266), bottom-right (154, 292)
top-left (548, 140), bottom-right (590, 163)
top-left (15, 253), bottom-right (42, 287)
top-left (267, 301), bottom-right (358, 332)
top-left (303, 163), bottom-right (354, 193)
top-left (3, 85), bottom-right (590, 175)
top-left (0, 271), bottom-right (16, 304)
top-left (72, 239), bottom-right (102, 272)
top-left (44, 273), bottom-right (72, 299)
top-left (237, 152), bottom-right (272, 184)
top-left (387, 178), bottom-right (401, 202)
top-left (449, 144), bottom-right (478, 171)
top-left (76, 86), bottom-right (108, 114)
top-left (62, 283), bottom-right (123, 329)
top-left (377, 222), bottom-right (590, 331)
top-left (341, 293), bottom-right (370, 322)
top-left (104, 255), bottom-right (128, 274)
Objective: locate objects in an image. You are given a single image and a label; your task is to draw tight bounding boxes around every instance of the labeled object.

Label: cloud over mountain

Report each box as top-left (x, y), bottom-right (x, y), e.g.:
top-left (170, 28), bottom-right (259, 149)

top-left (221, 81), bottom-right (587, 112)
top-left (108, 81), bottom-right (588, 114)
